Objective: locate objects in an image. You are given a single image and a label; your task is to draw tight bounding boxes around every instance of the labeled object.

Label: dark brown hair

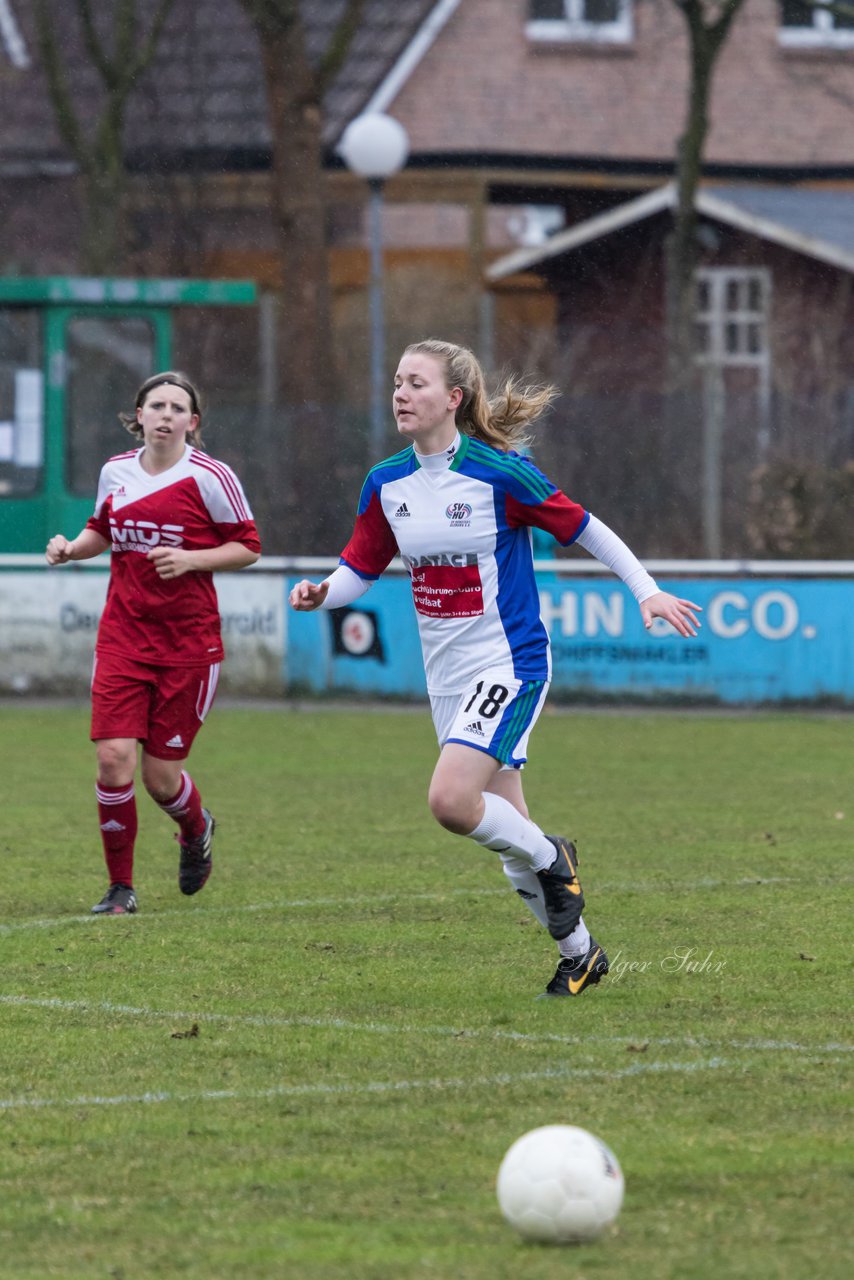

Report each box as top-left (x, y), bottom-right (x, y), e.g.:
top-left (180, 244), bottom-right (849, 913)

top-left (120, 371), bottom-right (204, 446)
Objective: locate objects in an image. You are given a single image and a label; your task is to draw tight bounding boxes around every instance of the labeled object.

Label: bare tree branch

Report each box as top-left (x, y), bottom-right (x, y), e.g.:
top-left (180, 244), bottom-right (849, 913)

top-left (667, 0), bottom-right (747, 383)
top-left (317, 0), bottom-right (368, 94)
top-left (32, 0), bottom-right (88, 168)
top-left (237, 0), bottom-right (366, 550)
top-left (32, 0), bottom-right (178, 271)
top-left (76, 0), bottom-right (113, 84)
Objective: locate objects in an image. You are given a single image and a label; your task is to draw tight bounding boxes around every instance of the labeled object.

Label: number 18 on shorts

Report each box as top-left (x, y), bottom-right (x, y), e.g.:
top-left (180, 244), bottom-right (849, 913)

top-left (435, 670), bottom-right (550, 767)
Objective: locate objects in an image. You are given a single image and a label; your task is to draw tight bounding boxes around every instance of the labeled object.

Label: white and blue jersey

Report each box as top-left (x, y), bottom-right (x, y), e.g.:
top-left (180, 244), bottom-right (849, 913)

top-left (339, 434), bottom-right (589, 696)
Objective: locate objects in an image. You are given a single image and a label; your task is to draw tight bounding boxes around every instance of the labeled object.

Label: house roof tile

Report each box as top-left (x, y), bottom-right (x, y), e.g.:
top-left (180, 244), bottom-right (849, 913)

top-left (0, 0), bottom-right (437, 168)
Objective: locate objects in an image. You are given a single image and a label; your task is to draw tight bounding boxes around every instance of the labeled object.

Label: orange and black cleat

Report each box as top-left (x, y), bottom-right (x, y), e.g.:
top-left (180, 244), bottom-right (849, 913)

top-left (540, 938), bottom-right (609, 998)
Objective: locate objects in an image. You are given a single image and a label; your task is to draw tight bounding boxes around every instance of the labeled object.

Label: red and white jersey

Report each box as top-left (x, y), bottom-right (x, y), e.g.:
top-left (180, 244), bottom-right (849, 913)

top-left (86, 444), bottom-right (260, 667)
top-left (339, 434), bottom-right (588, 695)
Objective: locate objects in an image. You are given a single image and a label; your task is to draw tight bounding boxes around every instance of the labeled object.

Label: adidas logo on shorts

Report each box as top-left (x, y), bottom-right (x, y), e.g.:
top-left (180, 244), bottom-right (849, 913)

top-left (463, 720), bottom-right (485, 737)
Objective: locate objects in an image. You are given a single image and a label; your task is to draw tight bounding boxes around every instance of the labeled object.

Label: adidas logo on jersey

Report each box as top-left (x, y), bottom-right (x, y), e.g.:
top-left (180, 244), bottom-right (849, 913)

top-left (165, 734), bottom-right (185, 748)
top-left (394, 502), bottom-right (411, 518)
top-left (463, 720), bottom-right (485, 737)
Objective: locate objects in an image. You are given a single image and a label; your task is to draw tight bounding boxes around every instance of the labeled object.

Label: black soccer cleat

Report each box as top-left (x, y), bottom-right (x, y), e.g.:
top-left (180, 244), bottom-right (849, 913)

top-left (535, 835), bottom-right (585, 941)
top-left (540, 938), bottom-right (609, 998)
top-left (177, 808), bottom-right (215, 896)
top-left (91, 883), bottom-right (137, 915)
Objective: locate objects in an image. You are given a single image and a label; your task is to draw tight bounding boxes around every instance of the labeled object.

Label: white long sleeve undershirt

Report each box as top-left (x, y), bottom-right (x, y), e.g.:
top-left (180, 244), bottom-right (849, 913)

top-left (318, 563), bottom-right (373, 610)
top-left (575, 514), bottom-right (659, 603)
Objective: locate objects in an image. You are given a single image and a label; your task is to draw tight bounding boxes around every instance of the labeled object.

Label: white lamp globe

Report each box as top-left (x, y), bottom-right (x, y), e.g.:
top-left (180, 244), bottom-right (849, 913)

top-left (338, 113), bottom-right (409, 179)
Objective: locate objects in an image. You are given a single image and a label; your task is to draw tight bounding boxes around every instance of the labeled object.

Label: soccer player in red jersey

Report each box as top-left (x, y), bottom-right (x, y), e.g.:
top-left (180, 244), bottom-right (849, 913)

top-left (46, 372), bottom-right (261, 915)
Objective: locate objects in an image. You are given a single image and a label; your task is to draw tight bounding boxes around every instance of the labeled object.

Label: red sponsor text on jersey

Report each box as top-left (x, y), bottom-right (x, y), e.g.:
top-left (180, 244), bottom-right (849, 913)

top-left (411, 562), bottom-right (484, 619)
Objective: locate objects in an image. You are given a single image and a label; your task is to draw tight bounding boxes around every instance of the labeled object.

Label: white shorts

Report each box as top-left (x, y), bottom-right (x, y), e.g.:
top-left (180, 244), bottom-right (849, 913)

top-left (430, 669), bottom-right (550, 768)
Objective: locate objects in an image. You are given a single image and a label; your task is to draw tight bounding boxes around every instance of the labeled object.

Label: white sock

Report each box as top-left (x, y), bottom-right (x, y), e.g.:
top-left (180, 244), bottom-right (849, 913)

top-left (500, 855), bottom-right (549, 927)
top-left (558, 920), bottom-right (591, 959)
top-left (467, 792), bottom-right (556, 870)
top-left (501, 855), bottom-right (591, 955)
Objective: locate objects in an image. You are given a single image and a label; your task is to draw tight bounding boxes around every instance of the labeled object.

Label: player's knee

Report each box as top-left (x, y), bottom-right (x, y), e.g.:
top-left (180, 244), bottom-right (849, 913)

top-left (140, 755), bottom-right (181, 802)
top-left (95, 739), bottom-right (136, 785)
top-left (428, 779), bottom-right (478, 834)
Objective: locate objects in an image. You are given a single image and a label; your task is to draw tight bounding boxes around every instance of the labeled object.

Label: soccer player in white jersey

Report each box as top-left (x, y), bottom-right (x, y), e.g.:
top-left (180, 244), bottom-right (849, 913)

top-left (46, 372), bottom-right (261, 915)
top-left (290, 340), bottom-right (700, 997)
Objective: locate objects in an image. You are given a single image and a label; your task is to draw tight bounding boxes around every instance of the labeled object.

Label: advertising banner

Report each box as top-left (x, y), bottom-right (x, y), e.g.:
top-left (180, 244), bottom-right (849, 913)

top-left (0, 570), bottom-right (285, 695)
top-left (538, 576), bottom-right (852, 704)
top-left (2, 563), bottom-right (851, 703)
top-left (285, 573), bottom-right (854, 705)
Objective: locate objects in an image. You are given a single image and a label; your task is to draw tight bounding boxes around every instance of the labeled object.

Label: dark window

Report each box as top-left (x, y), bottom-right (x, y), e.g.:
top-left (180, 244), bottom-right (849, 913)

top-left (66, 316), bottom-right (156, 497)
top-left (780, 0), bottom-right (814, 25)
top-left (780, 0), bottom-right (854, 33)
top-left (530, 0), bottom-right (566, 18)
top-left (529, 0), bottom-right (627, 25)
top-left (585, 0), bottom-right (621, 21)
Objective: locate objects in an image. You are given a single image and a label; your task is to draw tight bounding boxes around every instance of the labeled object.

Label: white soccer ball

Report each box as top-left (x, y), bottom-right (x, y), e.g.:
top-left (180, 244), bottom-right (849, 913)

top-left (496, 1124), bottom-right (624, 1244)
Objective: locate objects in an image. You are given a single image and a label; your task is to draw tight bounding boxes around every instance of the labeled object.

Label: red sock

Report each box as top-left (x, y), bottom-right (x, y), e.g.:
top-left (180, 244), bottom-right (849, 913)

top-left (96, 781), bottom-right (138, 886)
top-left (158, 771), bottom-right (205, 840)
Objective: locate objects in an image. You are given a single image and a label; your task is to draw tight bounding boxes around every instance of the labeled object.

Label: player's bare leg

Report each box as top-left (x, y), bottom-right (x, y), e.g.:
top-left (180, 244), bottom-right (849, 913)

top-left (429, 743), bottom-right (594, 965)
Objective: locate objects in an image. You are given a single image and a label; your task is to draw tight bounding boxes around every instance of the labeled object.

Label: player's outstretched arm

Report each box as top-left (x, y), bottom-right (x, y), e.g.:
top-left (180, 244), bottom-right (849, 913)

top-left (45, 530), bottom-right (109, 565)
top-left (639, 591), bottom-right (702, 638)
top-left (289, 579), bottom-right (330, 611)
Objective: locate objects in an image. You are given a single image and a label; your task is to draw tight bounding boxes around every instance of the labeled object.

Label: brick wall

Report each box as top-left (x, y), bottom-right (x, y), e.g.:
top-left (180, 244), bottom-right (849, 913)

top-left (386, 0), bottom-right (854, 168)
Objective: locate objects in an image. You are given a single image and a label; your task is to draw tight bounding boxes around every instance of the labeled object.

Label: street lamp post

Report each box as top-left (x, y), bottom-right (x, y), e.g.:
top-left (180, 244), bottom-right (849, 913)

top-left (339, 113), bottom-right (409, 460)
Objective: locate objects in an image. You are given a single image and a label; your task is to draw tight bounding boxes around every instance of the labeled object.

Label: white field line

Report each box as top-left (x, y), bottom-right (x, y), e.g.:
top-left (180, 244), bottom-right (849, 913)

top-left (0, 1057), bottom-right (734, 1112)
top-left (1, 995), bottom-right (851, 1057)
top-left (2, 873), bottom-right (850, 937)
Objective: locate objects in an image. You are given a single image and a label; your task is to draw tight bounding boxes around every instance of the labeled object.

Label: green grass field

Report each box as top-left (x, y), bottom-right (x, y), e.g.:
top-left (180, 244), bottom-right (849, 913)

top-left (1, 703), bottom-right (851, 1279)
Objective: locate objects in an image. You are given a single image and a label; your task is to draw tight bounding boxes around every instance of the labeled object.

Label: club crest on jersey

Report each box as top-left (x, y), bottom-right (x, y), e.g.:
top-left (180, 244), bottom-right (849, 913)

top-left (109, 518), bottom-right (184, 551)
top-left (445, 501), bottom-right (472, 527)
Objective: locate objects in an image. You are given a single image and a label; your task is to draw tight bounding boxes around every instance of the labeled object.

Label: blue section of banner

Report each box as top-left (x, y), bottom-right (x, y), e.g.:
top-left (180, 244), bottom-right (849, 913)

top-left (285, 578), bottom-right (427, 697)
top-left (285, 576), bottom-right (854, 704)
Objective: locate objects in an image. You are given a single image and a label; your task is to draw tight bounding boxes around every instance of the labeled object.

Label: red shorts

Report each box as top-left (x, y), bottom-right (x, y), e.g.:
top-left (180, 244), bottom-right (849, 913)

top-left (91, 650), bottom-right (221, 760)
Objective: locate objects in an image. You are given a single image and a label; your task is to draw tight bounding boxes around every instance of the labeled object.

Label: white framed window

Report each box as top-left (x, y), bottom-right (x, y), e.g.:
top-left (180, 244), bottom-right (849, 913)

top-left (778, 0), bottom-right (854, 48)
top-left (694, 268), bottom-right (771, 368)
top-left (526, 0), bottom-right (633, 45)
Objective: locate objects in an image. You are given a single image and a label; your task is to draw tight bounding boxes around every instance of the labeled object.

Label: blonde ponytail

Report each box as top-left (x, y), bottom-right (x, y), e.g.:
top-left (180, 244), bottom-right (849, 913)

top-left (403, 339), bottom-right (557, 452)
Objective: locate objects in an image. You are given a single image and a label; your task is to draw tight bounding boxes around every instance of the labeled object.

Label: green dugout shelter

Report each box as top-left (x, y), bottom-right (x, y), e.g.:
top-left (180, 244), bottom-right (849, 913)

top-left (0, 276), bottom-right (256, 554)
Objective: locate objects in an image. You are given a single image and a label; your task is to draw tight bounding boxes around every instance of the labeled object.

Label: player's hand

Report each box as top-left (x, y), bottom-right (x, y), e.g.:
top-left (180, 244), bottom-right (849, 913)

top-left (147, 546), bottom-right (192, 580)
top-left (46, 535), bottom-right (74, 565)
top-left (289, 579), bottom-right (329, 611)
top-left (640, 591), bottom-right (702, 638)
